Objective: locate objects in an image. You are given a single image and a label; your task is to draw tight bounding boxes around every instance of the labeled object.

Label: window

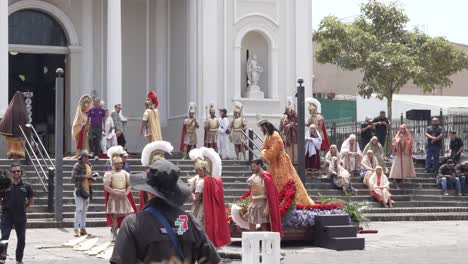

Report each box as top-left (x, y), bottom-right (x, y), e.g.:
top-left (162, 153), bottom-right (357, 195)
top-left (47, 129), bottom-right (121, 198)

top-left (9, 10), bottom-right (67, 46)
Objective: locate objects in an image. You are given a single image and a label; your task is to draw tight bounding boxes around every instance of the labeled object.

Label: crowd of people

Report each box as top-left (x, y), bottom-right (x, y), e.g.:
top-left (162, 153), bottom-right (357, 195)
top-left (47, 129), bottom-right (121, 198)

top-left (0, 90), bottom-right (467, 263)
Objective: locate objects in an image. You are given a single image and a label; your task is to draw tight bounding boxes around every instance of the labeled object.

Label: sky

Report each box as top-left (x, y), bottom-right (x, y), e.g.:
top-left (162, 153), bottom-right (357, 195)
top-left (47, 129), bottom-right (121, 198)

top-left (312, 0), bottom-right (468, 45)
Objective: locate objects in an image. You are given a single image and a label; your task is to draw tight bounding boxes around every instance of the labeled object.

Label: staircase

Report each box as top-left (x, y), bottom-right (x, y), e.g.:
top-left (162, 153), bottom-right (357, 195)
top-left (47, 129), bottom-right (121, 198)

top-left (0, 157), bottom-right (467, 228)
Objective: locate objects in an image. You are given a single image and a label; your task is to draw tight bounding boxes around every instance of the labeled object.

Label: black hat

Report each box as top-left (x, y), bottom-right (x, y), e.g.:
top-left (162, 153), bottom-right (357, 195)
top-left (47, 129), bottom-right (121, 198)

top-left (131, 160), bottom-right (191, 208)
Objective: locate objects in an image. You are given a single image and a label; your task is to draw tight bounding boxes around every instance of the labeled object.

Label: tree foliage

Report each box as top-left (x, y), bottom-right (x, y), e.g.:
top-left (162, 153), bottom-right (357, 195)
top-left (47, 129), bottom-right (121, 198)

top-left (313, 0), bottom-right (468, 120)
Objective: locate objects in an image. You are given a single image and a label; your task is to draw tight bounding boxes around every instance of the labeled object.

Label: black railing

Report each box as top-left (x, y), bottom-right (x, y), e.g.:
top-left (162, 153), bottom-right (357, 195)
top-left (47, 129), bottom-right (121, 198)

top-left (326, 114), bottom-right (468, 157)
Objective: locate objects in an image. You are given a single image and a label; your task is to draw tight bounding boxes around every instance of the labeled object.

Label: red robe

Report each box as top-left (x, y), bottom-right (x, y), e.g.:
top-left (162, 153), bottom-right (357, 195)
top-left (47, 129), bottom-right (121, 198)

top-left (263, 172), bottom-right (283, 238)
top-left (105, 191), bottom-right (137, 227)
top-left (203, 176), bottom-right (231, 248)
top-left (320, 121), bottom-right (330, 151)
top-left (138, 191), bottom-right (147, 210)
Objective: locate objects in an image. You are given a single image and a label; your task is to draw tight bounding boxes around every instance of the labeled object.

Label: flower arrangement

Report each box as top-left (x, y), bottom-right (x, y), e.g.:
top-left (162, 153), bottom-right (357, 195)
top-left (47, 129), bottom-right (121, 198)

top-left (228, 181), bottom-right (365, 229)
top-left (277, 180), bottom-right (297, 218)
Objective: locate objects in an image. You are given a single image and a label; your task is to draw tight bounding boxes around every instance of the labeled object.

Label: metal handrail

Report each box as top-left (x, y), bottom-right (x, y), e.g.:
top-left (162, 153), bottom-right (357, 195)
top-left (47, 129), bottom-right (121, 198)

top-left (18, 125), bottom-right (48, 191)
top-left (26, 124), bottom-right (55, 170)
top-left (240, 129), bottom-right (262, 151)
top-left (23, 144), bottom-right (47, 191)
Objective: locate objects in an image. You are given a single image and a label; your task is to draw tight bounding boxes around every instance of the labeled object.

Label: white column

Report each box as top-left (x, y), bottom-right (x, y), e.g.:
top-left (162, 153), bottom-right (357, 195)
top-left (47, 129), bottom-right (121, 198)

top-left (82, 0), bottom-right (94, 95)
top-left (0, 0), bottom-right (8, 117)
top-left (199, 0), bottom-right (220, 109)
top-left (295, 0), bottom-right (313, 98)
top-left (107, 0), bottom-right (122, 109)
top-left (155, 0), bottom-right (168, 125)
top-left (188, 0), bottom-right (198, 105)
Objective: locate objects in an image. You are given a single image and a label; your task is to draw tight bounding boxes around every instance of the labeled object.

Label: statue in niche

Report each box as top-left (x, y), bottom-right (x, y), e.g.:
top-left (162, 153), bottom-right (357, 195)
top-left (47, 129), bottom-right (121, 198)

top-left (247, 54), bottom-right (263, 87)
top-left (245, 54), bottom-right (265, 98)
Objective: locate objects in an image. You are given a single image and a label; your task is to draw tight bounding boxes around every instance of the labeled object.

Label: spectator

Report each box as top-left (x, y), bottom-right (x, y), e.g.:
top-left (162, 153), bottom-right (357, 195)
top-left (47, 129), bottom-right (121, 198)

top-left (110, 160), bottom-right (221, 264)
top-left (360, 117), bottom-right (375, 150)
top-left (0, 163), bottom-right (34, 264)
top-left (72, 151), bottom-right (96, 237)
top-left (373, 111), bottom-right (390, 147)
top-left (87, 98), bottom-right (106, 158)
top-left (449, 131), bottom-right (464, 163)
top-left (456, 161), bottom-right (468, 196)
top-left (111, 104), bottom-right (127, 148)
top-left (425, 118), bottom-right (444, 173)
top-left (438, 159), bottom-right (464, 196)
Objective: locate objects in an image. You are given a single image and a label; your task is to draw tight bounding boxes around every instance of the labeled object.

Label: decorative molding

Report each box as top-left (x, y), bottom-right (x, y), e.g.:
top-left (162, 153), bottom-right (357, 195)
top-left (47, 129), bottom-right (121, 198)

top-left (9, 44), bottom-right (72, 54)
top-left (9, 0), bottom-right (80, 45)
top-left (233, 0), bottom-right (279, 26)
top-left (234, 15), bottom-right (278, 49)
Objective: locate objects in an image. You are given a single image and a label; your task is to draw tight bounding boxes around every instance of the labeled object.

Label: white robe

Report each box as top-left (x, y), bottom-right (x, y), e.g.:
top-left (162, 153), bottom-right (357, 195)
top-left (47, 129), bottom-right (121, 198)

top-left (340, 138), bottom-right (362, 171)
top-left (101, 117), bottom-right (117, 151)
top-left (305, 132), bottom-right (322, 157)
top-left (217, 117), bottom-right (231, 159)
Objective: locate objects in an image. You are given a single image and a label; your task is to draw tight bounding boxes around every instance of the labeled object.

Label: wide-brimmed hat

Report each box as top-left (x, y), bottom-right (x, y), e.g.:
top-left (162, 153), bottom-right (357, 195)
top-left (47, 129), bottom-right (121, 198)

top-left (78, 150), bottom-right (92, 160)
top-left (131, 159), bottom-right (191, 208)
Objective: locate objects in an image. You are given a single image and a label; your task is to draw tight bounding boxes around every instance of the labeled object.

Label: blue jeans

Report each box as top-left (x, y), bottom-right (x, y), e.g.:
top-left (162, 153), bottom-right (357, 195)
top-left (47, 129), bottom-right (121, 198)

top-left (1, 214), bottom-right (26, 262)
top-left (426, 144), bottom-right (441, 171)
top-left (439, 176), bottom-right (466, 193)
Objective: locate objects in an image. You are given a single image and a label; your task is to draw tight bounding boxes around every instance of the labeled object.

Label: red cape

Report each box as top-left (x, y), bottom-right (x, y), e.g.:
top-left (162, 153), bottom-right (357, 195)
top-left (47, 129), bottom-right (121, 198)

top-left (320, 121), bottom-right (330, 151)
top-left (203, 176), bottom-right (231, 248)
top-left (179, 124), bottom-right (186, 152)
top-left (105, 191), bottom-right (137, 227)
top-left (263, 172), bottom-right (284, 238)
top-left (138, 190), bottom-right (147, 210)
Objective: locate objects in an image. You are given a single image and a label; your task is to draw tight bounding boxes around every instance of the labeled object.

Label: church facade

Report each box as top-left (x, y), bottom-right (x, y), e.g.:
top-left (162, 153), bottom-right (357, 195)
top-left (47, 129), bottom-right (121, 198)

top-left (0, 0), bottom-right (313, 153)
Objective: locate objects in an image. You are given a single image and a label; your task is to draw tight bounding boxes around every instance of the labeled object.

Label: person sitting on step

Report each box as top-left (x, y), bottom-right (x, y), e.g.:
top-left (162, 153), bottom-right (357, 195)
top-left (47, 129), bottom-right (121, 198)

top-left (438, 159), bottom-right (465, 196)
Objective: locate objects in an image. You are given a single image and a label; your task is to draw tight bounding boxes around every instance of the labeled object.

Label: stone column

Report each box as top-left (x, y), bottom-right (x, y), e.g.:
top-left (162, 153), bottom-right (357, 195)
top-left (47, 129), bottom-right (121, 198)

top-left (82, 0), bottom-right (94, 95)
top-left (0, 0), bottom-right (8, 117)
top-left (107, 0), bottom-right (122, 109)
top-left (295, 0), bottom-right (313, 98)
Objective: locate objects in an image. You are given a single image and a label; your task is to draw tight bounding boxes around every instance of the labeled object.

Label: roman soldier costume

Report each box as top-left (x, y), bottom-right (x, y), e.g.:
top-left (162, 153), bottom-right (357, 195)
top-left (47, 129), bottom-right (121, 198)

top-left (230, 102), bottom-right (247, 160)
top-left (141, 90), bottom-right (162, 142)
top-left (204, 103), bottom-right (219, 150)
top-left (180, 102), bottom-right (199, 159)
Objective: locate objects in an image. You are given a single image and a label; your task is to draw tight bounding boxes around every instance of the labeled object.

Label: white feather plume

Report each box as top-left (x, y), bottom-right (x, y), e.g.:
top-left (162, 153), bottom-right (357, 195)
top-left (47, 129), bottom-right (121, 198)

top-left (189, 148), bottom-right (204, 161)
top-left (200, 147), bottom-right (222, 177)
top-left (305, 97), bottom-right (322, 113)
top-left (141, 141), bottom-right (174, 166)
top-left (231, 204), bottom-right (250, 230)
top-left (107, 145), bottom-right (124, 162)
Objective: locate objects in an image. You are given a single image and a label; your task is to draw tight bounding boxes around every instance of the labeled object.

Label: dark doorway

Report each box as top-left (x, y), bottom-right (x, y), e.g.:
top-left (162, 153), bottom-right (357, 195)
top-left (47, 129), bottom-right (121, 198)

top-left (8, 53), bottom-right (66, 153)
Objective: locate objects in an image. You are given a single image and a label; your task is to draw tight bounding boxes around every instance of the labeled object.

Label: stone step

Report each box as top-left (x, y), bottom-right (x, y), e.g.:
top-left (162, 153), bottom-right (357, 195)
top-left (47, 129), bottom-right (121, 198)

top-left (362, 207), bottom-right (468, 214)
top-left (364, 212), bottom-right (468, 221)
top-left (392, 201), bottom-right (468, 207)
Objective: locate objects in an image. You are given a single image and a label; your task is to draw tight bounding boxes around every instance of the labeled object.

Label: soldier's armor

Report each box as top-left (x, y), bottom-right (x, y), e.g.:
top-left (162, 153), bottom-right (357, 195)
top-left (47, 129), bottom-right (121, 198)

top-left (207, 117), bottom-right (219, 131)
top-left (249, 175), bottom-right (266, 200)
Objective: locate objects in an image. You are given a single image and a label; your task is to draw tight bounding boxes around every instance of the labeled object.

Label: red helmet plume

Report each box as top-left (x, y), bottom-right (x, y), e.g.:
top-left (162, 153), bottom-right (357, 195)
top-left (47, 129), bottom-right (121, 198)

top-left (147, 90), bottom-right (159, 108)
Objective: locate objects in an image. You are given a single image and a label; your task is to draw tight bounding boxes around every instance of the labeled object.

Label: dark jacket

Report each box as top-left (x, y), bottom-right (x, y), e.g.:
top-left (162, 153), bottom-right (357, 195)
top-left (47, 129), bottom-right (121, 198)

top-left (110, 198), bottom-right (221, 264)
top-left (438, 164), bottom-right (456, 177)
top-left (71, 161), bottom-right (94, 200)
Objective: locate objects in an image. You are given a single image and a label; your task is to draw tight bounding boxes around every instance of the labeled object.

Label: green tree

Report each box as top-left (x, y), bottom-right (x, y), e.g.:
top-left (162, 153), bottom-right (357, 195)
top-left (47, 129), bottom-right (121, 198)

top-left (313, 0), bottom-right (468, 121)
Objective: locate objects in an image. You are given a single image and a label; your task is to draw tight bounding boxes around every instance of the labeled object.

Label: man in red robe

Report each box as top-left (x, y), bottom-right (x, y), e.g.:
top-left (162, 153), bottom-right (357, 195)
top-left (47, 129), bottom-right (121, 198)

top-left (247, 159), bottom-right (283, 237)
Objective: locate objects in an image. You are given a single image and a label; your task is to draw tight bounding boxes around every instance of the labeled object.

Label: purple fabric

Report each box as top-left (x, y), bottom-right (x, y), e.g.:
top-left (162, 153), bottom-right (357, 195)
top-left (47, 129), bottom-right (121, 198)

top-left (87, 107), bottom-right (106, 128)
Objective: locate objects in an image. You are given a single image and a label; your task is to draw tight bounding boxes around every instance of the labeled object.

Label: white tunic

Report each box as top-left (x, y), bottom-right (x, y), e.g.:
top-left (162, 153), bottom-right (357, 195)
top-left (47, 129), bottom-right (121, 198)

top-left (217, 117), bottom-right (232, 159)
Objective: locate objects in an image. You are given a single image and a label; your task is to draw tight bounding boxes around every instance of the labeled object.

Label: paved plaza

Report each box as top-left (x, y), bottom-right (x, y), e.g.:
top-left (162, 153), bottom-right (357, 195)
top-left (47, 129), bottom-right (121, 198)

top-left (0, 221), bottom-right (464, 263)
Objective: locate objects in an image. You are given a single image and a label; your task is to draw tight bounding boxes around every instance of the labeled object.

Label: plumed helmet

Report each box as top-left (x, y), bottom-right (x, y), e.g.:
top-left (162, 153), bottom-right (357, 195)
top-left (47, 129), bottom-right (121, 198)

top-left (147, 90), bottom-right (159, 108)
top-left (141, 141), bottom-right (174, 166)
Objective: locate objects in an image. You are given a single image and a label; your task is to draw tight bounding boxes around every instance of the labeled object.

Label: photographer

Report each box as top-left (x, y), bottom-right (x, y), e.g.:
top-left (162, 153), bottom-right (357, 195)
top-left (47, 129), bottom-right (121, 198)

top-left (72, 151), bottom-right (98, 237)
top-left (360, 117), bottom-right (375, 150)
top-left (0, 163), bottom-right (33, 264)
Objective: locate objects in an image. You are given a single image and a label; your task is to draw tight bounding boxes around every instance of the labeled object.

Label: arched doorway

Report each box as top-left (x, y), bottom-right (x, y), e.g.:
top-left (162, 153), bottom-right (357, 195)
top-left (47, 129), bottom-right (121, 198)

top-left (8, 9), bottom-right (67, 153)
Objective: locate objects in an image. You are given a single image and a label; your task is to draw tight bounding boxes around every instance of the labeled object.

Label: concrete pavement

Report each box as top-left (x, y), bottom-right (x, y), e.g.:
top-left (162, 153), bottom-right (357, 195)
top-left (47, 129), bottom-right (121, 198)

top-left (3, 221), bottom-right (467, 263)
